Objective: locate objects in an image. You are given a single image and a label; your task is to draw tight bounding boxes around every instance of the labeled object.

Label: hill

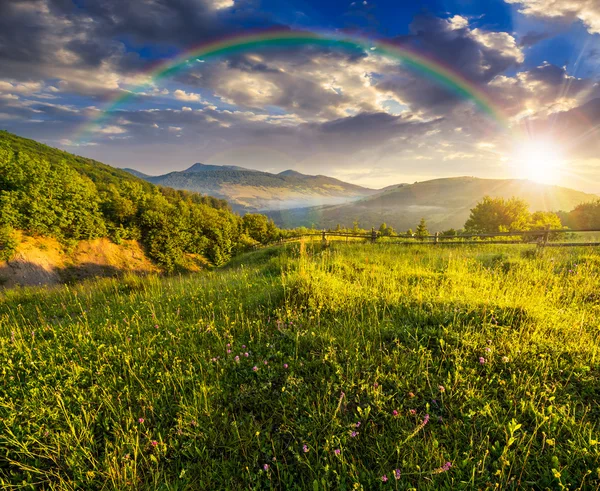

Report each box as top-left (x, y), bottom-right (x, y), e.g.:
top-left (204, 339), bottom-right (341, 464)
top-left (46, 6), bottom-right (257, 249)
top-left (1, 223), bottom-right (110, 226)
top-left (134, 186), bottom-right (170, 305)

top-left (0, 131), bottom-right (284, 275)
top-left (268, 176), bottom-right (598, 230)
top-left (124, 163), bottom-right (378, 212)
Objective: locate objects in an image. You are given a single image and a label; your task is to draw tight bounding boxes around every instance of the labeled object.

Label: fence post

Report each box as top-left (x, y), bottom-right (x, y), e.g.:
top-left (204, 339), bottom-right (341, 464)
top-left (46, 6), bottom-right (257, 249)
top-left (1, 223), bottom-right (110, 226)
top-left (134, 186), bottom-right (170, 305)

top-left (371, 227), bottom-right (377, 244)
top-left (434, 232), bottom-right (439, 244)
top-left (322, 229), bottom-right (327, 246)
top-left (543, 225), bottom-right (550, 247)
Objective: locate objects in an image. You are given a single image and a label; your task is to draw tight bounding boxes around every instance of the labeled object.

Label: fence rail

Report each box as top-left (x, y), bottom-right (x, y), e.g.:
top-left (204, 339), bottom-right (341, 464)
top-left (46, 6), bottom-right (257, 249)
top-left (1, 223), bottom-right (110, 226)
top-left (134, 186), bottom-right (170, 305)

top-left (260, 227), bottom-right (600, 249)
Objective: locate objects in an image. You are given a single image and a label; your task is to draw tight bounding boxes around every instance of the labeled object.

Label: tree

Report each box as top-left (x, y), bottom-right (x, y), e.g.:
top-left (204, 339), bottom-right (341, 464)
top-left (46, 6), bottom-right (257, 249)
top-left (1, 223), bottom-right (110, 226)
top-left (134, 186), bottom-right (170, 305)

top-left (406, 228), bottom-right (413, 237)
top-left (415, 218), bottom-right (429, 240)
top-left (465, 196), bottom-right (531, 233)
top-left (565, 200), bottom-right (600, 229)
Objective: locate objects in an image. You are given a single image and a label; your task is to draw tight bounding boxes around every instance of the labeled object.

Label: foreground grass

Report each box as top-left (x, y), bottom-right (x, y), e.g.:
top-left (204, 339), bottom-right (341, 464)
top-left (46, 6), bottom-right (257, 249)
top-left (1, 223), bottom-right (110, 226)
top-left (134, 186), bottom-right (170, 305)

top-left (1, 242), bottom-right (600, 489)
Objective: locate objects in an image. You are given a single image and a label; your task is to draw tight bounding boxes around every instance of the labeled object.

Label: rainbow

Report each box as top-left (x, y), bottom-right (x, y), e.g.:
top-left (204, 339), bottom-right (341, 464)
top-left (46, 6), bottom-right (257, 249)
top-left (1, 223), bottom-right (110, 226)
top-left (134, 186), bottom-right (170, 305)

top-left (75, 28), bottom-right (510, 142)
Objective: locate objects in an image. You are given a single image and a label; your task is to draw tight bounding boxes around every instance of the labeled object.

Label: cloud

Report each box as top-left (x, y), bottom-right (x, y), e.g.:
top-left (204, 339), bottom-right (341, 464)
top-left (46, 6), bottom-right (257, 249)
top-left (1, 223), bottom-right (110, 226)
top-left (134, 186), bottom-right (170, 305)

top-left (489, 62), bottom-right (597, 119)
top-left (505, 0), bottom-right (600, 34)
top-left (173, 89), bottom-right (203, 102)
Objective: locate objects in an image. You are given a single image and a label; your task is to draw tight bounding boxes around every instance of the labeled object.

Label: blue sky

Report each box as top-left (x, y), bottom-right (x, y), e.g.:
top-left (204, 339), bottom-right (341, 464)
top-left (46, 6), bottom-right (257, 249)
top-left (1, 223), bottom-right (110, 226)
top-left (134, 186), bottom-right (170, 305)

top-left (0, 0), bottom-right (599, 192)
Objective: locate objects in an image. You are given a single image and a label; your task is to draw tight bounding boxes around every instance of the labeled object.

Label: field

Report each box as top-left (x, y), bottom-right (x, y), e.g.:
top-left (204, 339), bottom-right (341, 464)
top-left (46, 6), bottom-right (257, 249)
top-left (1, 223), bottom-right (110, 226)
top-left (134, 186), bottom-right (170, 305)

top-left (1, 242), bottom-right (600, 489)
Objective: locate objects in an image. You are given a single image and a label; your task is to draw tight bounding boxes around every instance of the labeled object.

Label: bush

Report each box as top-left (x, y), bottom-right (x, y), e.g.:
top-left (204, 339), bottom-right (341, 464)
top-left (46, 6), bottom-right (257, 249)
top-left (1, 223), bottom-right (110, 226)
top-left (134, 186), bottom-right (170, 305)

top-left (0, 226), bottom-right (18, 261)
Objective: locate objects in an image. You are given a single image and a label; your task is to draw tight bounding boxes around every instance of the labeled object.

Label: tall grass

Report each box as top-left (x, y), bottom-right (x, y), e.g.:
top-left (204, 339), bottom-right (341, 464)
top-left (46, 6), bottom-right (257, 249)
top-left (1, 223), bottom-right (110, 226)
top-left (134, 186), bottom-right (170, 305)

top-left (1, 242), bottom-right (600, 489)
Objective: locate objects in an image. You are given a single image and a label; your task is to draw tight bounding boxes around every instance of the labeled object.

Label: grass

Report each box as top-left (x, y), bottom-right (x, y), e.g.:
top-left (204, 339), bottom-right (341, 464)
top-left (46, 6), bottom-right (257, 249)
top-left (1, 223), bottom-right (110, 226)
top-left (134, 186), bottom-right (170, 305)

top-left (1, 242), bottom-right (600, 489)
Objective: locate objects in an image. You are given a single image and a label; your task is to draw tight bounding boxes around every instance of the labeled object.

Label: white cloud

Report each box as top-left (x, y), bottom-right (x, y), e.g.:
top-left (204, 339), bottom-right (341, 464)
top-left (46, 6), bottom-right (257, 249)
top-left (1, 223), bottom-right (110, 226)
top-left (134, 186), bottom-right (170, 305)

top-left (207, 0), bottom-right (234, 10)
top-left (505, 0), bottom-right (600, 34)
top-left (173, 89), bottom-right (203, 102)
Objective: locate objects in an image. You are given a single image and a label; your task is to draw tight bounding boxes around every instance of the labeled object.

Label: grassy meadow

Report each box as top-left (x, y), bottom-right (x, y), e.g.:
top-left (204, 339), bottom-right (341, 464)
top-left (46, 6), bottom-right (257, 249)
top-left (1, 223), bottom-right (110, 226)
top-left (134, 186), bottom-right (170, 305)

top-left (1, 241), bottom-right (600, 489)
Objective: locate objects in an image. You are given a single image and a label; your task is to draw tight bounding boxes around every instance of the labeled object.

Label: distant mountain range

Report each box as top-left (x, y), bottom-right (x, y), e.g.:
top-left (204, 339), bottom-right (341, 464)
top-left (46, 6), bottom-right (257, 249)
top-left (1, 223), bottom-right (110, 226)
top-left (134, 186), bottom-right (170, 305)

top-left (267, 177), bottom-right (599, 231)
top-left (123, 163), bottom-right (378, 212)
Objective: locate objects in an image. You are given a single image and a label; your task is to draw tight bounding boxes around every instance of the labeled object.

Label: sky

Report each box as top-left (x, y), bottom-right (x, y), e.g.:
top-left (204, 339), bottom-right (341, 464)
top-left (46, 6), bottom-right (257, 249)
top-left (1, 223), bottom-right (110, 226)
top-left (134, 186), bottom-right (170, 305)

top-left (1, 0), bottom-right (600, 192)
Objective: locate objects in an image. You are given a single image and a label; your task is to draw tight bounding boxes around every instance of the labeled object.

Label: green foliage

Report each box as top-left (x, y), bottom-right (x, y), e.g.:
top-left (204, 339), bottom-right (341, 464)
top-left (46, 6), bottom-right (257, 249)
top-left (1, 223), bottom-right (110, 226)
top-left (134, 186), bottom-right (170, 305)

top-left (465, 196), bottom-right (531, 233)
top-left (415, 218), bottom-right (429, 240)
top-left (0, 226), bottom-right (18, 261)
top-left (563, 200), bottom-right (600, 229)
top-left (1, 243), bottom-right (600, 488)
top-left (465, 196), bottom-right (565, 236)
top-left (378, 222), bottom-right (396, 236)
top-left (0, 131), bottom-right (284, 269)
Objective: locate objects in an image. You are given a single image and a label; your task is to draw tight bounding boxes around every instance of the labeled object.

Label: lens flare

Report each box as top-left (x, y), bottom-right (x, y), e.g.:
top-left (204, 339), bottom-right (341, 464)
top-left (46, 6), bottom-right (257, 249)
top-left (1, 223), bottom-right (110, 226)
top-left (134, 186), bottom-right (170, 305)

top-left (513, 139), bottom-right (565, 184)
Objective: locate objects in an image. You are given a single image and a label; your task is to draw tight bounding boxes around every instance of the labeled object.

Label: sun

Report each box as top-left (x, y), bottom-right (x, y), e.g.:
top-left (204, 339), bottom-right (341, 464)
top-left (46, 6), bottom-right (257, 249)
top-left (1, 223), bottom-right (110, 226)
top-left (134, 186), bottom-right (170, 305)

top-left (512, 139), bottom-right (565, 184)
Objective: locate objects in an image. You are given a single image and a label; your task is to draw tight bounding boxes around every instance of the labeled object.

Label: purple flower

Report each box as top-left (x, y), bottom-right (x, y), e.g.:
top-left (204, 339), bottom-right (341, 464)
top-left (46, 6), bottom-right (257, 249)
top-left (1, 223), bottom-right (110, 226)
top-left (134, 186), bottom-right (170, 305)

top-left (373, 382), bottom-right (379, 388)
top-left (351, 431), bottom-right (358, 437)
top-left (227, 349), bottom-right (232, 354)
top-left (151, 440), bottom-right (158, 447)
top-left (409, 409), bottom-right (416, 415)
top-left (479, 357), bottom-right (486, 364)
top-left (340, 391), bottom-right (345, 399)
top-left (355, 421), bottom-right (361, 428)
top-left (394, 469), bottom-right (401, 480)
top-left (283, 363), bottom-right (289, 369)
top-left (263, 360), bottom-right (268, 365)
top-left (303, 444), bottom-right (309, 453)
top-left (263, 464), bottom-right (269, 471)
top-left (334, 448), bottom-right (341, 455)
top-left (392, 410), bottom-right (399, 416)
top-left (242, 345), bottom-right (246, 349)
top-left (138, 418), bottom-right (144, 424)
top-left (226, 343), bottom-right (231, 348)
top-left (252, 366), bottom-right (258, 372)
top-left (154, 324), bottom-right (159, 329)
top-left (423, 414), bottom-right (430, 425)
top-left (234, 355), bottom-right (240, 362)
top-left (244, 352), bottom-right (249, 357)
top-left (485, 347), bottom-right (491, 352)
top-left (381, 475), bottom-right (388, 482)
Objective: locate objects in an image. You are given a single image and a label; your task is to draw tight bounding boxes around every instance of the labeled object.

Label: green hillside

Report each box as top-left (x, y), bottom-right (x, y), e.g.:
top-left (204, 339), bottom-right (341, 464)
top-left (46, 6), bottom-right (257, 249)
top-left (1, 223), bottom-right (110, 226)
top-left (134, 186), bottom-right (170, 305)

top-left (0, 131), bottom-right (281, 271)
top-left (125, 163), bottom-right (378, 212)
top-left (270, 177), bottom-right (599, 231)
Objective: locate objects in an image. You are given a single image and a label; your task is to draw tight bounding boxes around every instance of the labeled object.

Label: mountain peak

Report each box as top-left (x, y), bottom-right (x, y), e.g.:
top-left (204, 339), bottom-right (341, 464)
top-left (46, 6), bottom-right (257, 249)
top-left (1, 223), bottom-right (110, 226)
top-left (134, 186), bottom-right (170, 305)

top-left (184, 163), bottom-right (252, 173)
top-left (279, 169), bottom-right (307, 178)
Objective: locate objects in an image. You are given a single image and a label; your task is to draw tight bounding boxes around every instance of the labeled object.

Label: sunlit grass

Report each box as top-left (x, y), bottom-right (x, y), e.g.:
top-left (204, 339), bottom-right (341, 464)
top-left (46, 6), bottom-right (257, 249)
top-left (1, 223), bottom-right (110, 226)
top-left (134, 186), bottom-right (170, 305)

top-left (1, 242), bottom-right (600, 489)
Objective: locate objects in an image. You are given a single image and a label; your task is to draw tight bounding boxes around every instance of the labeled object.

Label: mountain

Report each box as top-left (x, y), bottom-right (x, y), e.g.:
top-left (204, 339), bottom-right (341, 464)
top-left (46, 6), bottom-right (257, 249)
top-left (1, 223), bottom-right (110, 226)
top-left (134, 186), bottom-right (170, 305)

top-left (268, 176), bottom-right (599, 231)
top-left (123, 164), bottom-right (378, 212)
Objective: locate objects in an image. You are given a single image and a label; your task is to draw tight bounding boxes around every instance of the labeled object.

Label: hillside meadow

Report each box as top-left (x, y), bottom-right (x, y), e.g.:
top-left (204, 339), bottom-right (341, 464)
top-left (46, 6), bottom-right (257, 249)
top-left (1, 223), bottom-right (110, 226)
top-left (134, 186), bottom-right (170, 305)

top-left (1, 242), bottom-right (600, 489)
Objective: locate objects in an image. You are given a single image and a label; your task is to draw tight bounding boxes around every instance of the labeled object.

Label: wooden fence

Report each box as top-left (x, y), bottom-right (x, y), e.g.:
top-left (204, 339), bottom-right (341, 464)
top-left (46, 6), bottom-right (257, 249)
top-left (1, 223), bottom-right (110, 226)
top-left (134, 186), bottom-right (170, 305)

top-left (259, 227), bottom-right (600, 249)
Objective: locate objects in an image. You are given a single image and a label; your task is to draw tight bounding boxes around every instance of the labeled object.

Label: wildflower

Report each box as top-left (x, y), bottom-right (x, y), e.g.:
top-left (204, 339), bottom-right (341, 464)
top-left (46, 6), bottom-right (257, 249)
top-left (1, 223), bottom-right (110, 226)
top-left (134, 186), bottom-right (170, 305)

top-left (138, 418), bottom-right (144, 424)
top-left (392, 410), bottom-right (399, 416)
top-left (154, 324), bottom-right (159, 329)
top-left (253, 366), bottom-right (258, 372)
top-left (234, 356), bottom-right (240, 362)
top-left (409, 409), bottom-right (416, 415)
top-left (351, 431), bottom-right (358, 437)
top-left (263, 360), bottom-right (268, 365)
top-left (151, 440), bottom-right (158, 447)
top-left (226, 343), bottom-right (231, 348)
top-left (334, 449), bottom-right (341, 455)
top-left (408, 392), bottom-right (415, 398)
top-left (502, 356), bottom-right (509, 363)
top-left (381, 475), bottom-right (388, 482)
top-left (479, 357), bottom-right (486, 364)
top-left (438, 385), bottom-right (445, 393)
top-left (485, 347), bottom-right (491, 352)
top-left (263, 464), bottom-right (269, 471)
top-left (374, 382), bottom-right (379, 388)
top-left (303, 444), bottom-right (309, 453)
top-left (433, 462), bottom-right (452, 474)
top-left (394, 469), bottom-right (401, 480)
top-left (244, 352), bottom-right (249, 357)
top-left (423, 414), bottom-right (430, 426)
top-left (190, 420), bottom-right (197, 427)
top-left (227, 349), bottom-right (232, 354)
top-left (283, 363), bottom-right (289, 369)
top-left (340, 391), bottom-right (346, 399)
top-left (242, 345), bottom-right (246, 349)
top-left (355, 421), bottom-right (361, 428)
